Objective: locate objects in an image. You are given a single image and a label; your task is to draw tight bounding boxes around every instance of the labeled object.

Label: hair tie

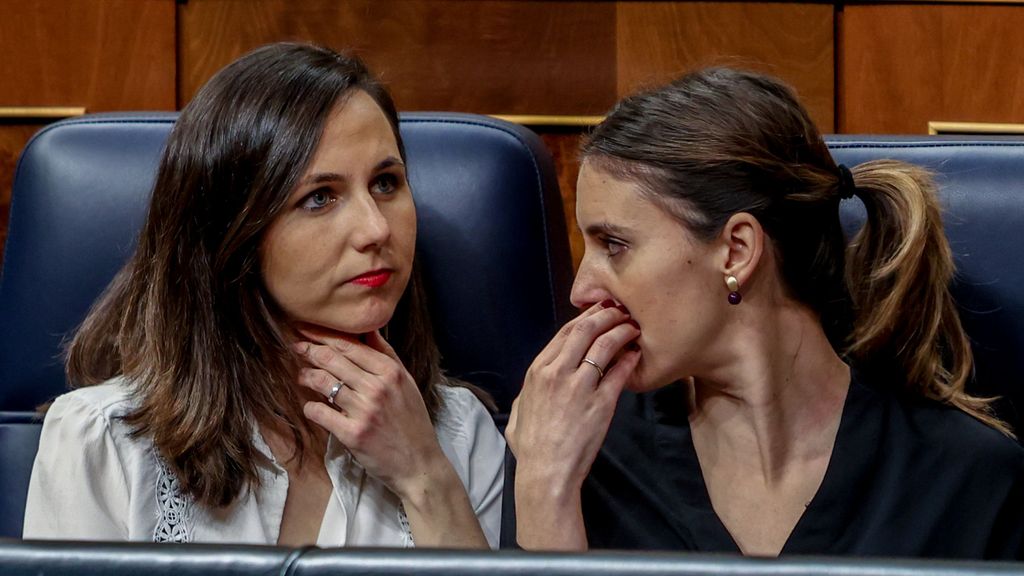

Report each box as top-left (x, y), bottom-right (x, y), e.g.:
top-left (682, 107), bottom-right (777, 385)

top-left (837, 164), bottom-right (856, 200)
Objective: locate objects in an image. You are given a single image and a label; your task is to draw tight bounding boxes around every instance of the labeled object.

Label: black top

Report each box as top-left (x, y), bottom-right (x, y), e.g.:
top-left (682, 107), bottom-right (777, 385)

top-left (502, 372), bottom-right (1024, 559)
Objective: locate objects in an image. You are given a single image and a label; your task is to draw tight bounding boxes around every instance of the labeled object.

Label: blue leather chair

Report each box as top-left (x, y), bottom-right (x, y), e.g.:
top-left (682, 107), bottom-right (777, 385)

top-left (0, 112), bottom-right (574, 537)
top-left (829, 136), bottom-right (1024, 437)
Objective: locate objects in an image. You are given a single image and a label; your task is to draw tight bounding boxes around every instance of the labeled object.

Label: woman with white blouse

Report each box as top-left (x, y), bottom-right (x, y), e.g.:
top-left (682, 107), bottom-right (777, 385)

top-left (23, 43), bottom-right (503, 548)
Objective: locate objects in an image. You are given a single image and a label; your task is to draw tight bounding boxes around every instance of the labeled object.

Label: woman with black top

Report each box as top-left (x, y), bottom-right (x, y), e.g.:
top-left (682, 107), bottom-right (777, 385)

top-left (505, 67), bottom-right (1024, 558)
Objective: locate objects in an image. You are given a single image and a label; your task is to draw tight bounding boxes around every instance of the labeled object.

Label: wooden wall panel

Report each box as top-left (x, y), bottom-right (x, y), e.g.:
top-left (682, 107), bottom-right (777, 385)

top-left (179, 0), bottom-right (618, 114)
top-left (0, 0), bottom-right (176, 266)
top-left (616, 2), bottom-right (835, 132)
top-left (0, 0), bottom-right (176, 110)
top-left (0, 125), bottom-right (42, 267)
top-left (841, 5), bottom-right (1024, 134)
top-left (538, 131), bottom-right (588, 270)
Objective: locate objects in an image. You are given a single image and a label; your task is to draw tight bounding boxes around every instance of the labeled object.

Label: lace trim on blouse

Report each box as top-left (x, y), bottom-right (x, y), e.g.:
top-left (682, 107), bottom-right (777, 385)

top-left (398, 502), bottom-right (414, 547)
top-left (153, 455), bottom-right (194, 543)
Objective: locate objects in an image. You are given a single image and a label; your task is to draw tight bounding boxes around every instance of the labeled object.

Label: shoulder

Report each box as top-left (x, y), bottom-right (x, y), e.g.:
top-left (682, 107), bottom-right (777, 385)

top-left (433, 382), bottom-right (505, 477)
top-left (49, 377), bottom-right (137, 419)
top-left (858, 378), bottom-right (1024, 473)
top-left (913, 403), bottom-right (1024, 470)
top-left (44, 377), bottom-right (138, 438)
top-left (435, 383), bottom-right (499, 441)
top-left (433, 382), bottom-right (505, 540)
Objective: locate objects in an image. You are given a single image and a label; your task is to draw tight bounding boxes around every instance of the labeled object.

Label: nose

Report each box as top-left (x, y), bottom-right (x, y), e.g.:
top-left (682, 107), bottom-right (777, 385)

top-left (352, 194), bottom-right (391, 252)
top-left (570, 257), bottom-right (613, 309)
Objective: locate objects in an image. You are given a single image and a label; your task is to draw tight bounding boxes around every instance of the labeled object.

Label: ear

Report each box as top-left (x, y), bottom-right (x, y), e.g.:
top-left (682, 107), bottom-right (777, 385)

top-left (717, 212), bottom-right (765, 288)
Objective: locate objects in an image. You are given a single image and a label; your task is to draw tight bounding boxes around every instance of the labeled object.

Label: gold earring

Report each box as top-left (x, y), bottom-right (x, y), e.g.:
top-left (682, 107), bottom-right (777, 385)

top-left (726, 275), bottom-right (741, 305)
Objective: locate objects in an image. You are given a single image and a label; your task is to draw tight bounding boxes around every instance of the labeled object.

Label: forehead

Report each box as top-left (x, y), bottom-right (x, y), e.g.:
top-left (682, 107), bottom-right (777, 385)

top-left (575, 161), bottom-right (679, 231)
top-left (306, 90), bottom-right (398, 168)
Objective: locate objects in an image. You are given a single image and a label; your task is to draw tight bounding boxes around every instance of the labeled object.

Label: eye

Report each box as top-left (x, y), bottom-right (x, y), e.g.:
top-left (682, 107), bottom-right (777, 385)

top-left (300, 188), bottom-right (336, 212)
top-left (371, 173), bottom-right (401, 196)
top-left (601, 236), bottom-right (628, 257)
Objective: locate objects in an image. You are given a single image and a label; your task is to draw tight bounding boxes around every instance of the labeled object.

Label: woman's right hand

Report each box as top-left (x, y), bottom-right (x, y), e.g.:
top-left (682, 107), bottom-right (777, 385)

top-left (504, 300), bottom-right (640, 549)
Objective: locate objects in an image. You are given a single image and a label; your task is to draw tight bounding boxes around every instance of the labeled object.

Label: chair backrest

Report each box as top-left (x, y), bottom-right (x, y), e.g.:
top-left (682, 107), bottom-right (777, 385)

top-left (828, 136), bottom-right (1024, 436)
top-left (0, 412), bottom-right (41, 539)
top-left (0, 112), bottom-right (574, 537)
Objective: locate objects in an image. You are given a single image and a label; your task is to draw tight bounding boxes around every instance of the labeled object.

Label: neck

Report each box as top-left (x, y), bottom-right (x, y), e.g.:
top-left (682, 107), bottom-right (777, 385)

top-left (261, 412), bottom-right (330, 469)
top-left (687, 301), bottom-right (850, 484)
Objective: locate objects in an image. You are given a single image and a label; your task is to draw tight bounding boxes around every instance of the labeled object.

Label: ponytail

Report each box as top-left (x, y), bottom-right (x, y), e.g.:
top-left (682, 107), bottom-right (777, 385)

top-left (843, 160), bottom-right (1013, 437)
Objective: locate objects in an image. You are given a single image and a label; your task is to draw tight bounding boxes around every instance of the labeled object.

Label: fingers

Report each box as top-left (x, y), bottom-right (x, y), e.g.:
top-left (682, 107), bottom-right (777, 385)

top-left (595, 348), bottom-right (641, 402)
top-left (505, 396), bottom-right (520, 456)
top-left (522, 299), bottom-right (639, 397)
top-left (298, 367), bottom-right (374, 416)
top-left (298, 365), bottom-right (346, 399)
top-left (574, 322), bottom-right (640, 386)
top-left (533, 301), bottom-right (615, 366)
top-left (559, 308), bottom-right (632, 367)
top-left (364, 330), bottom-right (401, 363)
top-left (295, 342), bottom-right (370, 390)
top-left (303, 400), bottom-right (357, 442)
top-left (295, 336), bottom-right (402, 389)
top-left (295, 326), bottom-right (391, 375)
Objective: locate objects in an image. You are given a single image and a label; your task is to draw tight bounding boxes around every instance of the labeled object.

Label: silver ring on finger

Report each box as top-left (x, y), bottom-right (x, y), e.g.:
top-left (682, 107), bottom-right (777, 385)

top-left (580, 358), bottom-right (605, 379)
top-left (327, 381), bottom-right (344, 405)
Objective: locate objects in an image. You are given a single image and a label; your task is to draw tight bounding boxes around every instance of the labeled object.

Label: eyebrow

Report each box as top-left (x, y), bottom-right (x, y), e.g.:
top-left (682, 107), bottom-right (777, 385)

top-left (583, 221), bottom-right (631, 237)
top-left (299, 156), bottom-right (405, 187)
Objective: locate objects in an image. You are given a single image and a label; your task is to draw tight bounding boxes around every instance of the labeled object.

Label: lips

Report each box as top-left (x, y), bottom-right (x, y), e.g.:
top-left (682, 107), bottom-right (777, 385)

top-left (350, 269), bottom-right (393, 288)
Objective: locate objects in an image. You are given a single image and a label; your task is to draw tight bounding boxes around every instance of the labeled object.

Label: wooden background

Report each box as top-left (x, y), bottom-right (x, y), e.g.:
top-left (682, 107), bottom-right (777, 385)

top-left (2, 0), bottom-right (1023, 267)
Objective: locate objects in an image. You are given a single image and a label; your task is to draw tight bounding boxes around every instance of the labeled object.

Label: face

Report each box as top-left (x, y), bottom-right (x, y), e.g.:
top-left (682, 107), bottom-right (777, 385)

top-left (571, 161), bottom-right (727, 391)
top-left (260, 90), bottom-right (416, 335)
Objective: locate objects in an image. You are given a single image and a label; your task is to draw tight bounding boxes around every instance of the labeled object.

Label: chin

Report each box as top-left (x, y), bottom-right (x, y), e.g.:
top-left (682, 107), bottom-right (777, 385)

top-left (622, 360), bottom-right (678, 394)
top-left (621, 365), bottom-right (652, 393)
top-left (625, 379), bottom-right (666, 394)
top-left (305, 304), bottom-right (396, 336)
top-left (345, 312), bottom-right (394, 335)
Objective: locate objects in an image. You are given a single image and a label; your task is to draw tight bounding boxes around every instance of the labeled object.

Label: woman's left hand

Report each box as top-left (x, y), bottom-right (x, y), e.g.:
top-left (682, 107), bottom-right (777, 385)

top-left (294, 328), bottom-right (451, 501)
top-left (295, 327), bottom-right (490, 548)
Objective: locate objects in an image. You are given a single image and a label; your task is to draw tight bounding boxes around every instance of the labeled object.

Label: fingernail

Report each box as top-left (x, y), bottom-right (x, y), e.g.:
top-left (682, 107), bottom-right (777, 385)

top-left (627, 319), bottom-right (640, 329)
top-left (600, 299), bottom-right (616, 309)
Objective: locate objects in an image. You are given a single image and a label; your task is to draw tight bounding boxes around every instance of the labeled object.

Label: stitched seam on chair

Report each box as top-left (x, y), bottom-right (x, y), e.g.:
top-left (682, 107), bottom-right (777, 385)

top-left (828, 142), bottom-right (1024, 150)
top-left (278, 545), bottom-right (316, 576)
top-left (29, 116), bottom-right (176, 135)
top-left (402, 117), bottom-right (561, 323)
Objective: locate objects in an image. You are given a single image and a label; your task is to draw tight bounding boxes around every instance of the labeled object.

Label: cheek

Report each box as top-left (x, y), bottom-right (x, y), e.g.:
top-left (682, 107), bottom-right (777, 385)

top-left (389, 202), bottom-right (418, 260)
top-left (622, 259), bottom-right (687, 332)
top-left (259, 223), bottom-right (333, 304)
top-left (628, 254), bottom-right (715, 383)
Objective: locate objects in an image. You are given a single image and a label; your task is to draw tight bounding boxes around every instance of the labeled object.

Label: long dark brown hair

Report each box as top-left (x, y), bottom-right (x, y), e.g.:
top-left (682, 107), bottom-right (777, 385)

top-left (583, 67), bottom-right (1011, 437)
top-left (65, 43), bottom-right (452, 507)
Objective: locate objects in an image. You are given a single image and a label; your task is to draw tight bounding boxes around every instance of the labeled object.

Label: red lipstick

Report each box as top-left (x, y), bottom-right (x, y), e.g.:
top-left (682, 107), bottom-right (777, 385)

top-left (350, 269), bottom-right (392, 288)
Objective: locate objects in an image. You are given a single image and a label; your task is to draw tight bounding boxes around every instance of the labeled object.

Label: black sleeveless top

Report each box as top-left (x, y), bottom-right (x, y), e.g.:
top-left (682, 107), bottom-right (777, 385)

top-left (503, 372), bottom-right (1024, 559)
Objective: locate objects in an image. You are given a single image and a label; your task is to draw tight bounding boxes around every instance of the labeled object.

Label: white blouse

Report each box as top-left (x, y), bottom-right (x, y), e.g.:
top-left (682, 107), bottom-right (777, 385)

top-left (23, 378), bottom-right (504, 548)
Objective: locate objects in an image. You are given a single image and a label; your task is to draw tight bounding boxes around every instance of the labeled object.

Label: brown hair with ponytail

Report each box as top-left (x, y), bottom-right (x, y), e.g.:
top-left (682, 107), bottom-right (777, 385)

top-left (582, 67), bottom-right (1012, 437)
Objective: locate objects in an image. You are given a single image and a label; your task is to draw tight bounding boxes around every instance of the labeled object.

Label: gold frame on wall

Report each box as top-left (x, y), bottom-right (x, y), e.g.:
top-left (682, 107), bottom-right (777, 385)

top-left (0, 107), bottom-right (86, 121)
top-left (928, 121), bottom-right (1024, 135)
top-left (490, 115), bottom-right (604, 128)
